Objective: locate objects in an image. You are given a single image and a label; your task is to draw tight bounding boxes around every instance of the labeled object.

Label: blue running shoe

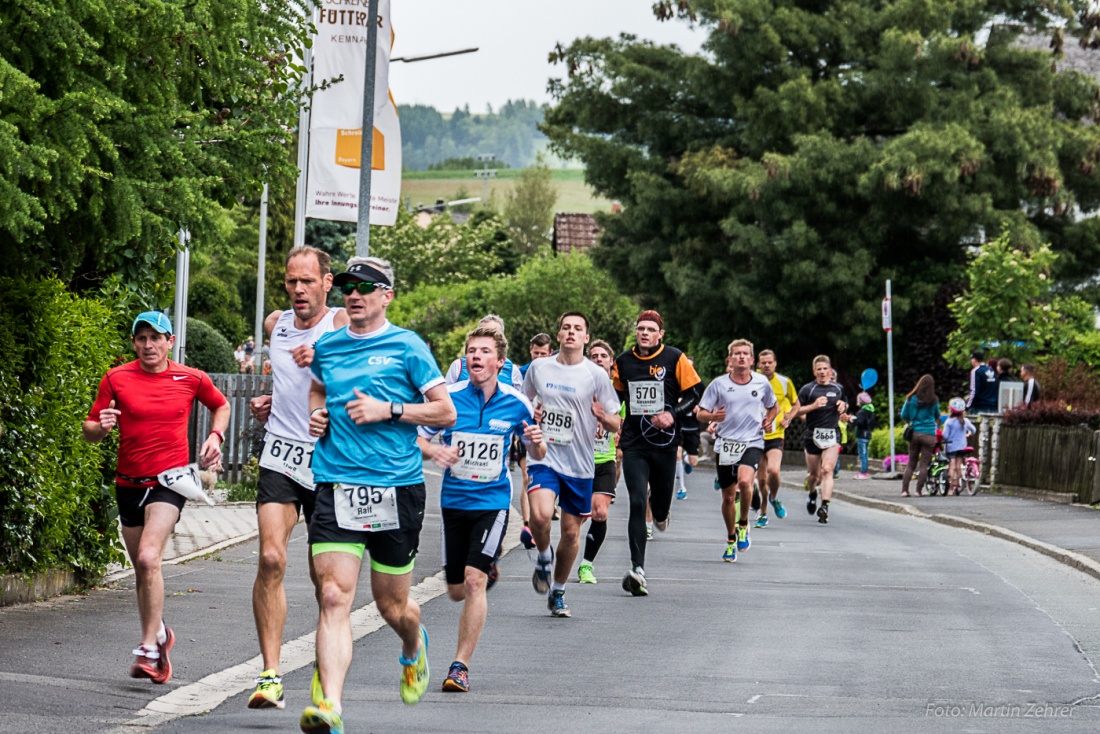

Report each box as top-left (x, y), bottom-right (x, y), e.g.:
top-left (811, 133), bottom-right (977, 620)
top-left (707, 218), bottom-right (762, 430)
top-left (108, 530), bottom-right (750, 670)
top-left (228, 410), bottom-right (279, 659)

top-left (547, 589), bottom-right (571, 617)
top-left (676, 487), bottom-right (687, 500)
top-left (723, 542), bottom-right (736, 563)
top-left (754, 514), bottom-right (768, 529)
top-left (737, 526), bottom-right (751, 552)
top-left (683, 457), bottom-right (694, 474)
top-left (714, 478), bottom-right (721, 491)
top-left (520, 526), bottom-right (535, 550)
top-left (772, 498), bottom-right (787, 519)
top-left (532, 548), bottom-right (553, 594)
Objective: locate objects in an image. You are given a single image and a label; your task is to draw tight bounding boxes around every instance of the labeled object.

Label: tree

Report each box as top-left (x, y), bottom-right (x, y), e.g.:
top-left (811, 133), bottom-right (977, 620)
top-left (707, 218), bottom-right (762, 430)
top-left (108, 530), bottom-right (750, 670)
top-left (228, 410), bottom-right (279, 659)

top-left (503, 156), bottom-right (558, 255)
top-left (945, 233), bottom-right (1093, 364)
top-left (0, 0), bottom-right (315, 304)
top-left (542, 1), bottom-right (1100, 377)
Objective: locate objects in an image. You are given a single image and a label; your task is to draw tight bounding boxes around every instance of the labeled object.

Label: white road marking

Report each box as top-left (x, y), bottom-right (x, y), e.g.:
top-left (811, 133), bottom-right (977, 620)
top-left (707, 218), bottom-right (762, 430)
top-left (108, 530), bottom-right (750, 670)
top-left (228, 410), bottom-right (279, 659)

top-left (746, 694), bottom-right (761, 704)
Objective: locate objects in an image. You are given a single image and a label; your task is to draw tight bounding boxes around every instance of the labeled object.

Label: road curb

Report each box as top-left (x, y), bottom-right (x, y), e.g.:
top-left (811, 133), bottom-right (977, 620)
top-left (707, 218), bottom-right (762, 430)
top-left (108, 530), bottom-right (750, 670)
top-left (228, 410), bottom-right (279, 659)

top-left (782, 481), bottom-right (1100, 584)
top-left (100, 530), bottom-right (260, 585)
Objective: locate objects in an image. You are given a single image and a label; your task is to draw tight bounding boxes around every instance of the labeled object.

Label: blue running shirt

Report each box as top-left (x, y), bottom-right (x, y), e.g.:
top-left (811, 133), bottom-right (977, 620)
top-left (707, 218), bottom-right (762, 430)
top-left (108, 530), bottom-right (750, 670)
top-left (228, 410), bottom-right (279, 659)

top-left (445, 356), bottom-right (522, 390)
top-left (419, 381), bottom-right (535, 511)
top-left (310, 321), bottom-right (445, 487)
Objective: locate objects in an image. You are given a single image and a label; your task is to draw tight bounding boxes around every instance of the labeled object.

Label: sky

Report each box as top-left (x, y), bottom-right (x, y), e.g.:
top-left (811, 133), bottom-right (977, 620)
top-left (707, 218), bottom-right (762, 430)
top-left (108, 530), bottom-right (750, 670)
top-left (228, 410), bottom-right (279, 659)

top-left (387, 0), bottom-right (707, 113)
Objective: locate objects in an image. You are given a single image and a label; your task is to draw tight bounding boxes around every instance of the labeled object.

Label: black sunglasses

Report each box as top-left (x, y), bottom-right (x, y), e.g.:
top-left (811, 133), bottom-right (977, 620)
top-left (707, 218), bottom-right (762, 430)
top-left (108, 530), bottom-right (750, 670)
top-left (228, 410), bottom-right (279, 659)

top-left (339, 281), bottom-right (390, 295)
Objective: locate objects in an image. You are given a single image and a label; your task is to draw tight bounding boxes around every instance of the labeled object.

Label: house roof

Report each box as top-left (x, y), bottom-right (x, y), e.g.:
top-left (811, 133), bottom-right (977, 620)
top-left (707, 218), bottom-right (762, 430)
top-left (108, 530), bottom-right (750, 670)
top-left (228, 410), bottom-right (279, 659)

top-left (552, 212), bottom-right (600, 254)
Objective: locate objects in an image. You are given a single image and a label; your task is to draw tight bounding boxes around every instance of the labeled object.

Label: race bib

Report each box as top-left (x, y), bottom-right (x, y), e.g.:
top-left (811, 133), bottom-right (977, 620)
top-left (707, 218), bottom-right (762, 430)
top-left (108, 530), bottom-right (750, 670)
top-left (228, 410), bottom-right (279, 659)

top-left (594, 430), bottom-right (612, 455)
top-left (449, 431), bottom-right (504, 483)
top-left (812, 428), bottom-right (838, 449)
top-left (540, 407), bottom-right (576, 445)
top-left (157, 463), bottom-right (215, 506)
top-left (718, 438), bottom-right (748, 466)
top-left (629, 381), bottom-right (664, 415)
top-left (259, 434), bottom-right (315, 489)
top-left (334, 484), bottom-right (399, 531)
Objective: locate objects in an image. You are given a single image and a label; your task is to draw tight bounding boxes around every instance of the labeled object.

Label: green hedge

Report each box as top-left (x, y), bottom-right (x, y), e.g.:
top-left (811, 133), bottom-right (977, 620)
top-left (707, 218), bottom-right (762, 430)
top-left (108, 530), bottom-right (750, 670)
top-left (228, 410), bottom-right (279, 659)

top-left (186, 317), bottom-right (239, 374)
top-left (868, 425), bottom-right (908, 459)
top-left (0, 278), bottom-right (124, 577)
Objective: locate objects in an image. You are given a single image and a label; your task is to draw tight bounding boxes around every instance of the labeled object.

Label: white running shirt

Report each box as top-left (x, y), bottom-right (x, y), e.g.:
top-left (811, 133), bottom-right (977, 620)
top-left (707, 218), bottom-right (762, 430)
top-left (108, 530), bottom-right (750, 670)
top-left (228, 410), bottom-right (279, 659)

top-left (698, 372), bottom-right (777, 449)
top-left (266, 308), bottom-right (342, 442)
top-left (522, 355), bottom-right (620, 479)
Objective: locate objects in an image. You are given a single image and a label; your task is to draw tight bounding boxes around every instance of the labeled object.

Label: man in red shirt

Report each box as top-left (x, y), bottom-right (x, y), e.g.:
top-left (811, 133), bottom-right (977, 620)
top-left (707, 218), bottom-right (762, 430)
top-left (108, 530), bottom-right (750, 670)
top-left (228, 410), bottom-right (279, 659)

top-left (83, 311), bottom-right (230, 684)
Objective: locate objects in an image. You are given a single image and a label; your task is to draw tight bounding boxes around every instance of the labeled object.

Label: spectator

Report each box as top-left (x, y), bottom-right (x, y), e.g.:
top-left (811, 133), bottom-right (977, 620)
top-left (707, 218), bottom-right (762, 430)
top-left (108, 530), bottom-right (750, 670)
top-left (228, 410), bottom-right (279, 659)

top-left (1021, 363), bottom-right (1041, 407)
top-left (850, 392), bottom-right (876, 479)
top-left (244, 336), bottom-right (255, 359)
top-left (233, 342), bottom-right (247, 373)
top-left (900, 374), bottom-right (942, 497)
top-left (942, 398), bottom-right (976, 495)
top-left (997, 358), bottom-right (1016, 382)
top-left (966, 351), bottom-right (999, 414)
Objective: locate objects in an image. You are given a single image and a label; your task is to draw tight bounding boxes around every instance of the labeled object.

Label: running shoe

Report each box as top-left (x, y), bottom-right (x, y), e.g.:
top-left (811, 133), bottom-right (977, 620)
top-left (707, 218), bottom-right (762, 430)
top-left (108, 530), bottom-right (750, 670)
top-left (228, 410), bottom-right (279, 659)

top-left (130, 645), bottom-right (159, 680)
top-left (248, 669), bottom-right (285, 709)
top-left (751, 488), bottom-right (761, 512)
top-left (723, 542), bottom-right (737, 563)
top-left (655, 509), bottom-right (670, 532)
top-left (737, 526), bottom-right (751, 551)
top-left (442, 661), bottom-right (469, 693)
top-left (398, 625), bottom-right (430, 705)
top-left (531, 548), bottom-right (553, 594)
top-left (854, 472), bottom-right (870, 480)
top-left (519, 525), bottom-right (536, 550)
top-left (754, 514), bottom-right (768, 529)
top-left (310, 660), bottom-right (324, 706)
top-left (547, 589), bottom-right (571, 618)
top-left (714, 478), bottom-right (721, 491)
top-left (807, 489), bottom-right (818, 515)
top-left (486, 560), bottom-right (500, 591)
top-left (817, 503), bottom-right (829, 524)
top-left (676, 487), bottom-right (687, 500)
top-left (299, 698), bottom-right (343, 734)
top-left (772, 498), bottom-right (787, 519)
top-left (578, 562), bottom-right (597, 584)
top-left (646, 523), bottom-right (654, 540)
top-left (152, 624), bottom-right (174, 684)
top-left (622, 567), bottom-right (648, 596)
top-left (683, 457), bottom-right (694, 474)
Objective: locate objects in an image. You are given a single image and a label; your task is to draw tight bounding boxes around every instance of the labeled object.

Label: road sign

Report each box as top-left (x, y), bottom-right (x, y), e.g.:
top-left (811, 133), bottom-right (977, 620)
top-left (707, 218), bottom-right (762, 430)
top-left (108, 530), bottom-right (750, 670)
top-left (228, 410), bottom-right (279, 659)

top-left (882, 297), bottom-right (892, 332)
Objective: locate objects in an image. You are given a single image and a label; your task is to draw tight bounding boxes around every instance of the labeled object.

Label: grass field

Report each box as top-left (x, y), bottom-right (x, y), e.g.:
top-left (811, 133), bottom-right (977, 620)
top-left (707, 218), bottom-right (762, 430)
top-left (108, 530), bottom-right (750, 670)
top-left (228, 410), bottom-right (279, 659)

top-left (400, 169), bottom-right (612, 214)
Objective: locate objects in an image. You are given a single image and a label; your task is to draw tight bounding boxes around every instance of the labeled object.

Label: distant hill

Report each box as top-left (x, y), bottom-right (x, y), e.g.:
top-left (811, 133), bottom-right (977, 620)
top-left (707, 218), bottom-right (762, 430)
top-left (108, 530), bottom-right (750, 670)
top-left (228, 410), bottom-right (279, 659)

top-left (399, 100), bottom-right (547, 171)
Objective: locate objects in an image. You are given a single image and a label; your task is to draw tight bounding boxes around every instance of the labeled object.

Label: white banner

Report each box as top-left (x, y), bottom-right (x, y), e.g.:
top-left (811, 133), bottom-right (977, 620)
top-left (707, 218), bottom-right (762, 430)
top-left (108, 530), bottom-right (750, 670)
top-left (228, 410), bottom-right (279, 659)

top-left (306, 0), bottom-right (401, 225)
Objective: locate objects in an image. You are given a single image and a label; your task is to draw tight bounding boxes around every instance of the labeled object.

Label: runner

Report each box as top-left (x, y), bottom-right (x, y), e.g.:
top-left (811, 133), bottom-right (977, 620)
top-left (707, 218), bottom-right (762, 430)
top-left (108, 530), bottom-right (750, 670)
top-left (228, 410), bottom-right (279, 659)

top-left (417, 327), bottom-right (546, 692)
top-left (300, 257), bottom-right (456, 733)
top-left (522, 312), bottom-right (620, 617)
top-left (753, 349), bottom-right (801, 528)
top-left (578, 339), bottom-right (620, 584)
top-left (516, 333), bottom-right (553, 550)
top-left (245, 246), bottom-right (348, 710)
top-left (613, 310), bottom-right (703, 596)
top-left (675, 356), bottom-right (701, 500)
top-left (82, 311), bottom-right (229, 684)
top-left (696, 340), bottom-right (777, 562)
top-left (798, 355), bottom-right (848, 524)
top-left (444, 314), bottom-right (522, 390)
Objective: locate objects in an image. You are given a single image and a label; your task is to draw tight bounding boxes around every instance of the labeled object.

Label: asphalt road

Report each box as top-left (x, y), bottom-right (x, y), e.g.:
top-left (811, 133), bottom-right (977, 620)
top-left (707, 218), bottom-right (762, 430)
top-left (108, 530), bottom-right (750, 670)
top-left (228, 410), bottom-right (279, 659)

top-left (2, 468), bottom-right (1100, 733)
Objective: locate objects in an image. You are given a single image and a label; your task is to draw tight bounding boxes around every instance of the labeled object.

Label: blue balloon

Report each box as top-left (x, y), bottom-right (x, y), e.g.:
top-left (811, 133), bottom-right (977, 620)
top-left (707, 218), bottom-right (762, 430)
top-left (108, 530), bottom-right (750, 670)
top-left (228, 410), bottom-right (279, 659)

top-left (861, 368), bottom-right (878, 390)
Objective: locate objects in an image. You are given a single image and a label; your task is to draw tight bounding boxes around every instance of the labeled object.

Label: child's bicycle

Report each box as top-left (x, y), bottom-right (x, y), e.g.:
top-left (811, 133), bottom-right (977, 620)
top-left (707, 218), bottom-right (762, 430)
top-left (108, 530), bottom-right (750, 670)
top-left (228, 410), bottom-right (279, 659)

top-left (928, 445), bottom-right (981, 496)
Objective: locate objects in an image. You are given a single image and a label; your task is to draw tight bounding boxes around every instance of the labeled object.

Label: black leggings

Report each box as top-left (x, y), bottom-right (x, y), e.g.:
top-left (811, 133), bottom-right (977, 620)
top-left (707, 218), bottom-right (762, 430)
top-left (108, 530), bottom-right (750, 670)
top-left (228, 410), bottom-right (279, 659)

top-left (621, 447), bottom-right (677, 569)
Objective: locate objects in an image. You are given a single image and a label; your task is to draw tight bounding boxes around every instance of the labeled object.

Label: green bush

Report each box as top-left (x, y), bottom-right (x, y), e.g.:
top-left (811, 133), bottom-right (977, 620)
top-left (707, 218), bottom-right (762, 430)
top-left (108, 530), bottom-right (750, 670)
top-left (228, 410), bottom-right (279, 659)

top-left (868, 425), bottom-right (908, 459)
top-left (186, 317), bottom-right (239, 374)
top-left (0, 278), bottom-right (124, 578)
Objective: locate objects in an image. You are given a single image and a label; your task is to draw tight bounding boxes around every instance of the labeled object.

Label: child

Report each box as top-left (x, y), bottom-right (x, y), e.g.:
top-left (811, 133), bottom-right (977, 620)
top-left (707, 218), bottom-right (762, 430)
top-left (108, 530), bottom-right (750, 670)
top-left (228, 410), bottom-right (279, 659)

top-left (850, 392), bottom-right (877, 479)
top-left (942, 398), bottom-right (976, 495)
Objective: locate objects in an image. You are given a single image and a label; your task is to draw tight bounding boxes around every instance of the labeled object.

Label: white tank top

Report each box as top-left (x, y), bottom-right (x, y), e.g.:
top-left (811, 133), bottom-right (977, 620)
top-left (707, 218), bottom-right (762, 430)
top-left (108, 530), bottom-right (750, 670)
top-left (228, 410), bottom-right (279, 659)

top-left (267, 308), bottom-right (342, 442)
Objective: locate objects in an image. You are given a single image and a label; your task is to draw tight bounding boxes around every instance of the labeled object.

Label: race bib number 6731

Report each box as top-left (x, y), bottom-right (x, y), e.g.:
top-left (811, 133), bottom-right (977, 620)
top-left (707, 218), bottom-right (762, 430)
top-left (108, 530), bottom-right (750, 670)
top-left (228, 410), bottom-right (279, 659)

top-left (259, 434), bottom-right (315, 489)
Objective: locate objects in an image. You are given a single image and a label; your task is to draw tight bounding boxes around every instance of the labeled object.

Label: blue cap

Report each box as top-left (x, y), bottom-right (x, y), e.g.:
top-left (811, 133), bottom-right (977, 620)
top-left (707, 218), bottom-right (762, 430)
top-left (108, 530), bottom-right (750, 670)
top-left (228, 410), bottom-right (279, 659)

top-left (131, 311), bottom-right (173, 336)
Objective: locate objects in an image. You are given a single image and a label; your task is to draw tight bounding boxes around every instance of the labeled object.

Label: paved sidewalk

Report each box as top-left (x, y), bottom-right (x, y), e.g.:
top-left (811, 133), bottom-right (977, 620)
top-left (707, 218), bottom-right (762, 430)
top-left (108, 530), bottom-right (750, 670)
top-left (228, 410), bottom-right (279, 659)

top-left (779, 468), bottom-right (1100, 582)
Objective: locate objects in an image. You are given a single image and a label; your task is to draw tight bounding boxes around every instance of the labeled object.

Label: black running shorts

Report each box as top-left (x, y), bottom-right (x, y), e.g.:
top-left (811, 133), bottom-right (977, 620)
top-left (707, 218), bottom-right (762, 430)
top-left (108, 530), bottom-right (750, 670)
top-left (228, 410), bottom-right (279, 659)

top-left (257, 468), bottom-right (317, 524)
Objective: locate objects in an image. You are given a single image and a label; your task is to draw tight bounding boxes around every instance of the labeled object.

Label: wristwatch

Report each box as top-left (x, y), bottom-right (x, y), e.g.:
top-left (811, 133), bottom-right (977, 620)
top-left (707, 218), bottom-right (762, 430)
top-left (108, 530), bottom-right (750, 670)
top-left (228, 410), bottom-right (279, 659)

top-left (389, 402), bottom-right (404, 424)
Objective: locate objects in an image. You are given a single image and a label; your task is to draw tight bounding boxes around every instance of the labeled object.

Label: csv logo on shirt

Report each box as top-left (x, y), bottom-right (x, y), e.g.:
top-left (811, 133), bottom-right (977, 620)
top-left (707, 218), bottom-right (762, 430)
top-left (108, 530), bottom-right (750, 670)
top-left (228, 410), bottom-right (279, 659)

top-left (368, 356), bottom-right (394, 366)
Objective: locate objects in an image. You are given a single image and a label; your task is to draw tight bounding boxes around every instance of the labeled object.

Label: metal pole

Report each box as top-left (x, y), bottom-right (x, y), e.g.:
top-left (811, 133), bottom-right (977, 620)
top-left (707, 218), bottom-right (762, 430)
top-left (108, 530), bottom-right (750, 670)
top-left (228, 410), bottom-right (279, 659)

top-left (178, 234), bottom-right (190, 365)
top-left (293, 18), bottom-right (314, 251)
top-left (254, 183), bottom-right (269, 373)
top-left (886, 280), bottom-right (896, 466)
top-left (354, 0), bottom-right (380, 257)
top-left (173, 232), bottom-right (186, 362)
